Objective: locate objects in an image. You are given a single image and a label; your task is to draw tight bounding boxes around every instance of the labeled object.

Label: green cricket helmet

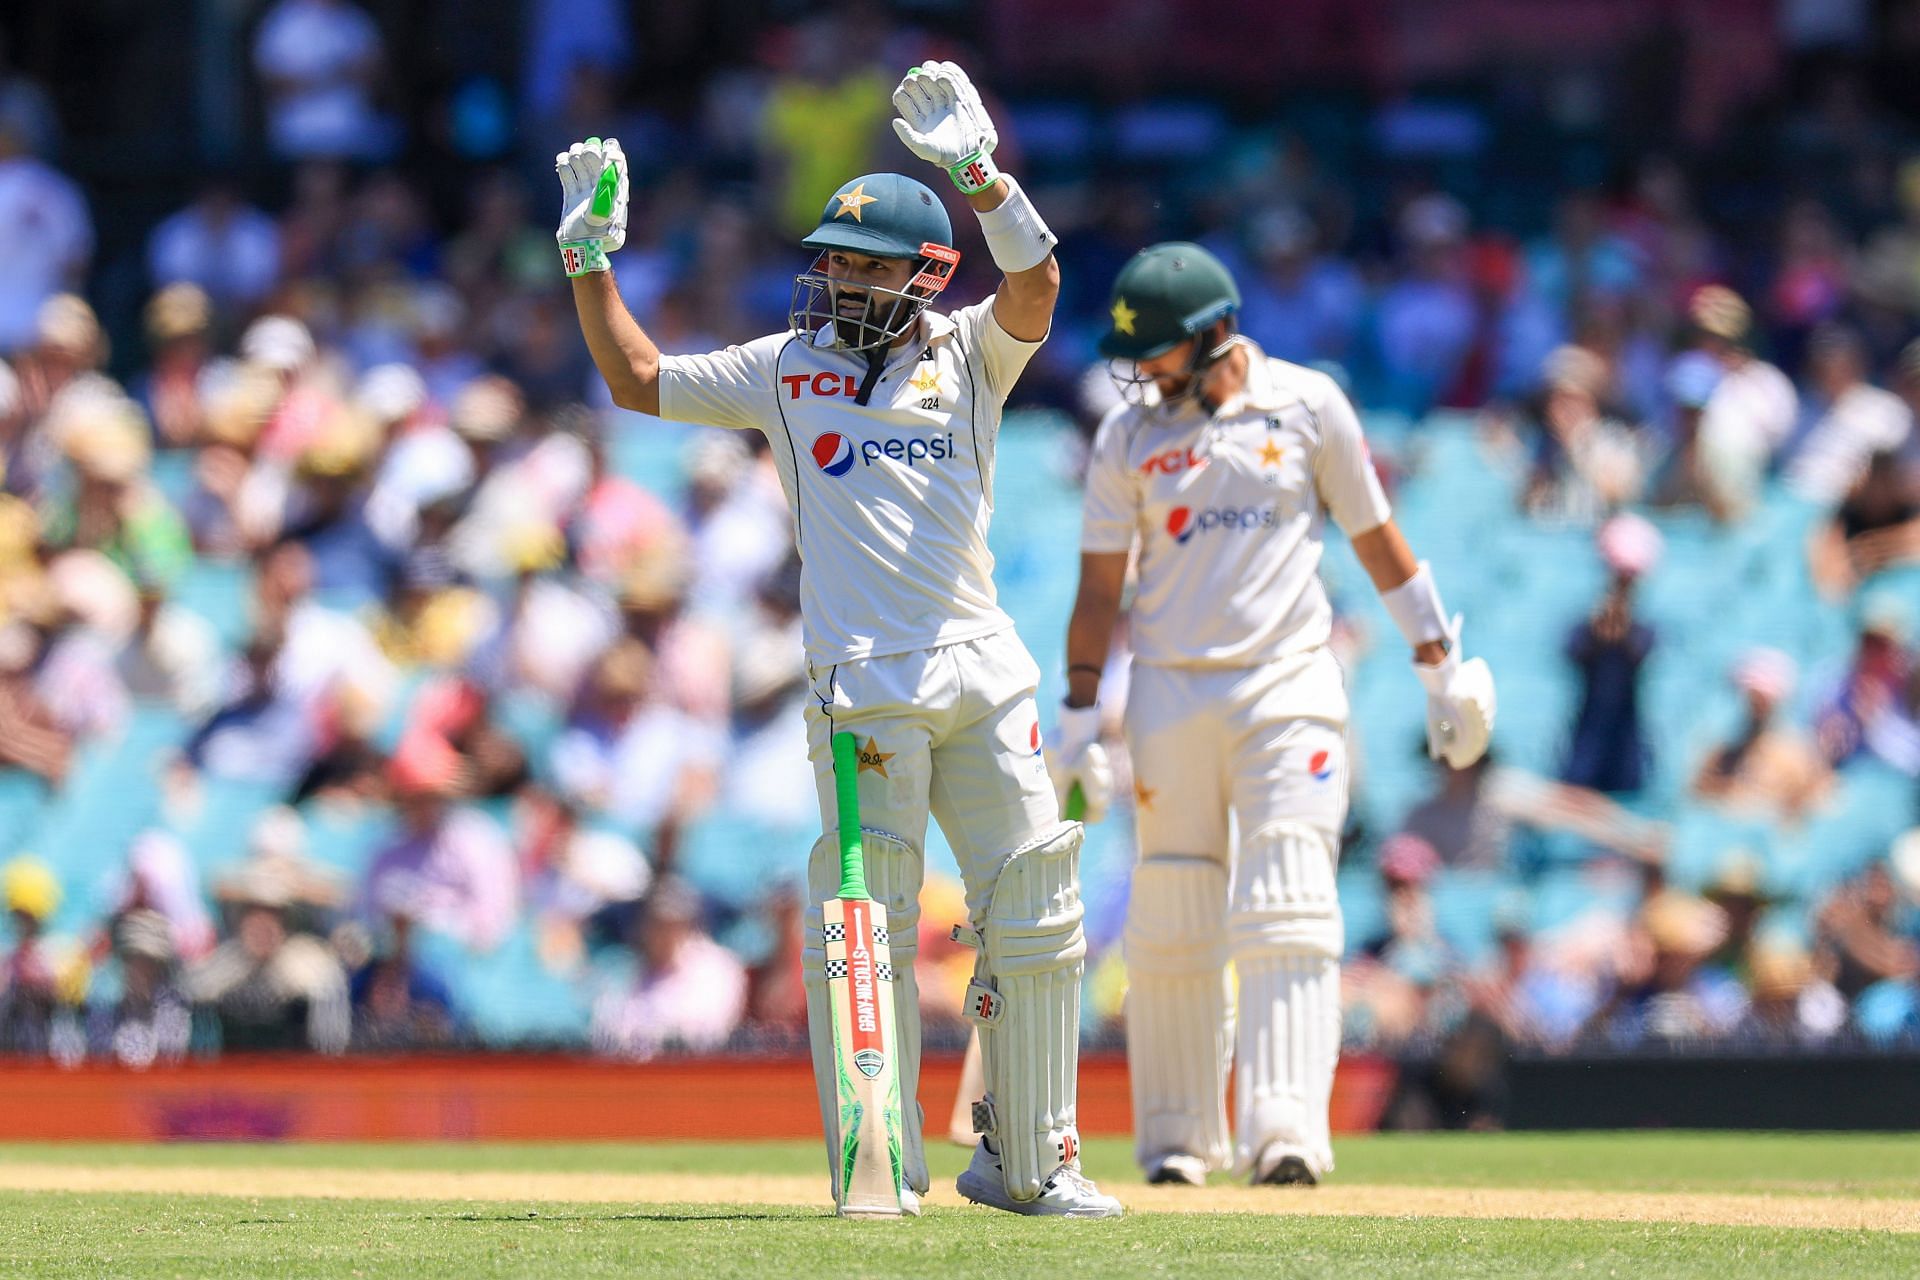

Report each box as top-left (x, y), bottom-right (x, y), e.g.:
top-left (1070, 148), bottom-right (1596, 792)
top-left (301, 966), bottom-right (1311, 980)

top-left (791, 173), bottom-right (961, 352)
top-left (1097, 241), bottom-right (1241, 362)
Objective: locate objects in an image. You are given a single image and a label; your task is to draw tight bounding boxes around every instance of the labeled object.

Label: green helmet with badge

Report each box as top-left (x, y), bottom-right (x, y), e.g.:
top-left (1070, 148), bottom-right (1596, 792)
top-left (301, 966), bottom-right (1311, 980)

top-left (791, 173), bottom-right (961, 353)
top-left (1097, 241), bottom-right (1241, 361)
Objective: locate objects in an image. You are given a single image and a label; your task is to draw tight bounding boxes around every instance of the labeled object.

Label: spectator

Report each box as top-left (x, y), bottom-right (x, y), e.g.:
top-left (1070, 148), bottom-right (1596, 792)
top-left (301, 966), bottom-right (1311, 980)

top-left (84, 908), bottom-right (193, 1068)
top-left (1729, 936), bottom-right (1846, 1047)
top-left (1522, 345), bottom-right (1647, 525)
top-left (362, 754), bottom-right (519, 953)
top-left (1692, 648), bottom-right (1832, 823)
top-left (590, 878), bottom-right (746, 1059)
top-left (116, 578), bottom-right (224, 719)
top-left (1234, 205), bottom-right (1366, 367)
top-left (187, 859), bottom-right (349, 1054)
top-left (1686, 286), bottom-right (1798, 522)
top-left (1562, 514), bottom-right (1661, 794)
top-left (757, 14), bottom-right (891, 236)
top-left (1814, 594), bottom-right (1919, 774)
top-left (252, 0), bottom-right (397, 162)
top-left (1785, 324), bottom-right (1912, 507)
top-left (1584, 889), bottom-right (1747, 1047)
top-left (1373, 194), bottom-right (1477, 414)
top-left (549, 638), bottom-right (722, 849)
top-left (1809, 451), bottom-right (1920, 599)
top-left (136, 283), bottom-right (217, 449)
top-left (0, 611), bottom-right (75, 785)
top-left (347, 913), bottom-right (461, 1051)
top-left (146, 180), bottom-right (283, 312)
top-left (519, 787), bottom-right (650, 976)
top-left (0, 113), bottom-right (90, 355)
top-left (109, 831), bottom-right (217, 963)
top-left (1816, 860), bottom-right (1920, 1001)
top-left (1397, 751), bottom-right (1515, 871)
top-left (0, 856), bottom-right (72, 1055)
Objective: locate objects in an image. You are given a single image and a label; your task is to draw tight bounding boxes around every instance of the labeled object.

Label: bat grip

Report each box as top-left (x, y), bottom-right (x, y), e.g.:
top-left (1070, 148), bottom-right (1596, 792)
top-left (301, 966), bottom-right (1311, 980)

top-left (831, 731), bottom-right (867, 899)
top-left (1064, 782), bottom-right (1086, 823)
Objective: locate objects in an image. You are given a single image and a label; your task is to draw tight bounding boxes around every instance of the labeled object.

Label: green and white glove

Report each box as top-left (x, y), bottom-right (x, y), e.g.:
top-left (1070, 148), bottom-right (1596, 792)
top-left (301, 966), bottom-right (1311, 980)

top-left (554, 136), bottom-right (629, 277)
top-left (891, 61), bottom-right (1001, 195)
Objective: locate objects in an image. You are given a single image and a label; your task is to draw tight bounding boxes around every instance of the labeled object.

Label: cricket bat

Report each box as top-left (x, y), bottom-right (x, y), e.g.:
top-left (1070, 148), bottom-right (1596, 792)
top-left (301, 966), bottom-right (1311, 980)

top-left (824, 731), bottom-right (907, 1217)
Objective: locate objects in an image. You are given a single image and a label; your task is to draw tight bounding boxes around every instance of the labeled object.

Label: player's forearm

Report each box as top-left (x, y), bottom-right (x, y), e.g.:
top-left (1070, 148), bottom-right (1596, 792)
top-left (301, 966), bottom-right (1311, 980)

top-left (1353, 521), bottom-right (1449, 665)
top-left (570, 270), bottom-right (661, 416)
top-left (1064, 554), bottom-right (1127, 708)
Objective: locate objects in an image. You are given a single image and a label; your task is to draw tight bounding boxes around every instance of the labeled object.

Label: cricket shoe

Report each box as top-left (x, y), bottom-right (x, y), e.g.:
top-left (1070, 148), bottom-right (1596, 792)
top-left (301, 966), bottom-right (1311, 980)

top-left (956, 1141), bottom-right (1124, 1218)
top-left (1251, 1143), bottom-right (1319, 1187)
top-left (1144, 1153), bottom-right (1208, 1187)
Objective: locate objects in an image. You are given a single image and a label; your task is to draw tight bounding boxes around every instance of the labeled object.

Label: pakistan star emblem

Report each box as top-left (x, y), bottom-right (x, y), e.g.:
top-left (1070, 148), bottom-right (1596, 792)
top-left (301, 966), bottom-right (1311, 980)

top-left (909, 368), bottom-right (942, 396)
top-left (857, 737), bottom-right (894, 778)
top-left (1258, 440), bottom-right (1285, 467)
top-left (1110, 297), bottom-right (1137, 336)
top-left (834, 183), bottom-right (878, 221)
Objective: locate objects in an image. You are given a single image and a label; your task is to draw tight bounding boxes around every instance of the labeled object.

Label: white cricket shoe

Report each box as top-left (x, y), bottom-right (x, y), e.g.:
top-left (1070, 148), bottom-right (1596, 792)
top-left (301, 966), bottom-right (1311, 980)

top-left (1144, 1153), bottom-right (1208, 1187)
top-left (956, 1141), bottom-right (1124, 1218)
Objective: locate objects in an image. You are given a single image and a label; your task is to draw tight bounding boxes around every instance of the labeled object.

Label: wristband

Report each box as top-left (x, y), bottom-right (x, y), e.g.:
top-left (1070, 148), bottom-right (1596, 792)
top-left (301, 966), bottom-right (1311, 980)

top-left (947, 147), bottom-right (1002, 195)
top-left (1380, 561), bottom-right (1458, 651)
top-left (560, 240), bottom-right (610, 277)
top-left (974, 176), bottom-right (1057, 276)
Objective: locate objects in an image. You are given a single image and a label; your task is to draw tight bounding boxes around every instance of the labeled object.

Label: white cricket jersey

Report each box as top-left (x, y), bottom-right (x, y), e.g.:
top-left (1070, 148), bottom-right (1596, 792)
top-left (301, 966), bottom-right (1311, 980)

top-left (1081, 344), bottom-right (1391, 669)
top-left (657, 298), bottom-right (1041, 667)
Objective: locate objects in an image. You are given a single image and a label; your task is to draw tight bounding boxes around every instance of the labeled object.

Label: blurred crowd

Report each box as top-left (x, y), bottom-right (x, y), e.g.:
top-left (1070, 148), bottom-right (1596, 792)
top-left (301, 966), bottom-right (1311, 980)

top-left (1, 1), bottom-right (1919, 1085)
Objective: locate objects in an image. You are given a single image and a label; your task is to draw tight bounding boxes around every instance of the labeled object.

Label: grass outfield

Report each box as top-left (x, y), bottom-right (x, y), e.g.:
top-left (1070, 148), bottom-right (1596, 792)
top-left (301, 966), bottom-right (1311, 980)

top-left (1, 1134), bottom-right (1916, 1279)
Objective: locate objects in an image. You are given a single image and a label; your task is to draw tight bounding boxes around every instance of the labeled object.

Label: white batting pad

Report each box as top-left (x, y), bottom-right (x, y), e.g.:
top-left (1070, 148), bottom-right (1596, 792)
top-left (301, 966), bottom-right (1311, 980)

top-left (803, 827), bottom-right (927, 1196)
top-left (1122, 856), bottom-right (1232, 1172)
top-left (972, 821), bottom-right (1087, 1201)
top-left (1229, 821), bottom-right (1342, 1178)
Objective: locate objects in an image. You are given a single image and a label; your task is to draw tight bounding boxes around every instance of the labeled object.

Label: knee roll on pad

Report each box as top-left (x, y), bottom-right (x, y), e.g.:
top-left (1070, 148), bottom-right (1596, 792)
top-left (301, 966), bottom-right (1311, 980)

top-left (1227, 821), bottom-right (1342, 1178)
top-left (962, 821), bottom-right (1087, 1201)
top-left (1228, 820), bottom-right (1343, 962)
top-left (1123, 856), bottom-right (1232, 1171)
top-left (802, 826), bottom-right (928, 1196)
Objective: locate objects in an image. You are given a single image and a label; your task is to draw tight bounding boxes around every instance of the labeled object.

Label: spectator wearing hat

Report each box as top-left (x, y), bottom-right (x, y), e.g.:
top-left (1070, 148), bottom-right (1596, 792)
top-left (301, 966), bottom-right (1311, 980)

top-left (135, 283), bottom-right (216, 448)
top-left (1646, 350), bottom-right (1723, 514)
top-left (1521, 345), bottom-right (1648, 526)
top-left (1814, 593), bottom-right (1919, 775)
top-left (116, 574), bottom-right (223, 719)
top-left (361, 751), bottom-right (519, 953)
top-left (1729, 934), bottom-right (1846, 1047)
top-left (1785, 324), bottom-right (1912, 507)
top-left (615, 536), bottom-right (730, 724)
top-left (590, 877), bottom-right (746, 1059)
top-left (1693, 648), bottom-right (1832, 823)
top-left (1, 856), bottom-right (75, 1055)
top-left (279, 402), bottom-right (403, 610)
top-left (1584, 889), bottom-right (1747, 1048)
top-left (189, 851), bottom-right (349, 1054)
top-left (1235, 204), bottom-right (1367, 369)
top-left (1562, 514), bottom-right (1661, 795)
top-left (1685, 285), bottom-right (1798, 522)
top-left (42, 391), bottom-right (194, 589)
top-left (1373, 194), bottom-right (1478, 415)
top-left (85, 908), bottom-right (193, 1068)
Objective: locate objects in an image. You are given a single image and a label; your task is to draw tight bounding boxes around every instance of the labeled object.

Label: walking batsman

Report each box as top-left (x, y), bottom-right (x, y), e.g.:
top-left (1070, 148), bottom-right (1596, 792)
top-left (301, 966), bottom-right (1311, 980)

top-left (559, 62), bottom-right (1121, 1217)
top-left (1055, 243), bottom-right (1496, 1186)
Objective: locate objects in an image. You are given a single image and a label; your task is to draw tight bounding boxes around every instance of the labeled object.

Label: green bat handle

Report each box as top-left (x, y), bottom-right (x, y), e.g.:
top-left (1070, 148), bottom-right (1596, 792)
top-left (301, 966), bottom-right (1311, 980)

top-left (832, 731), bottom-right (867, 900)
top-left (1065, 782), bottom-right (1086, 822)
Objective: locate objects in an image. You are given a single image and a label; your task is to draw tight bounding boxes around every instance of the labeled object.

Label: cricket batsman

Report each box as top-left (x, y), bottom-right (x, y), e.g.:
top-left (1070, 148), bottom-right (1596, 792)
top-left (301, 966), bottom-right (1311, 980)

top-left (558, 62), bottom-right (1121, 1217)
top-left (1054, 243), bottom-right (1496, 1186)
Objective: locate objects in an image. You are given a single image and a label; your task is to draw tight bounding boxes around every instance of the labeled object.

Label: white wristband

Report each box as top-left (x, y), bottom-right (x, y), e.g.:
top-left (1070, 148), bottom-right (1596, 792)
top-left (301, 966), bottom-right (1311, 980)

top-left (1380, 561), bottom-right (1458, 651)
top-left (974, 176), bottom-right (1057, 276)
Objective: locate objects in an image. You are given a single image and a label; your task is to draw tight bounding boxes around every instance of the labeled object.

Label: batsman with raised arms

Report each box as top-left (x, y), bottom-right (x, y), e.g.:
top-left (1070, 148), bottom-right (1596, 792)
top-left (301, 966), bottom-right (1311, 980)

top-left (559, 62), bottom-right (1121, 1218)
top-left (1057, 243), bottom-right (1496, 1187)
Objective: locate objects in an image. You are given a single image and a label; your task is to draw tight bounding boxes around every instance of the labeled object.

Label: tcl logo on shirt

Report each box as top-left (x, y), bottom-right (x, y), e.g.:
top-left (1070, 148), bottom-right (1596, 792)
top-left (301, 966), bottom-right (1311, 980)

top-left (1165, 504), bottom-right (1278, 543)
top-left (1139, 447), bottom-right (1208, 476)
top-left (783, 371), bottom-right (860, 399)
top-left (812, 431), bottom-right (957, 476)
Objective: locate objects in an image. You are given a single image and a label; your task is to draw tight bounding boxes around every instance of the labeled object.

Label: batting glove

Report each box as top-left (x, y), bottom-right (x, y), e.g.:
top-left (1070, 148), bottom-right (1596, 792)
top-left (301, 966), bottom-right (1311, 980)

top-left (554, 136), bottom-right (629, 277)
top-left (1046, 704), bottom-right (1113, 824)
top-left (891, 61), bottom-right (1002, 195)
top-left (1414, 636), bottom-right (1496, 770)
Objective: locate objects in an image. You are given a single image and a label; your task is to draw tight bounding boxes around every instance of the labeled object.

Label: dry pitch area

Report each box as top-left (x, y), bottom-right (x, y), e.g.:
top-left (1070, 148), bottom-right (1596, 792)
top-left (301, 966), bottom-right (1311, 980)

top-left (2, 1134), bottom-right (1917, 1278)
